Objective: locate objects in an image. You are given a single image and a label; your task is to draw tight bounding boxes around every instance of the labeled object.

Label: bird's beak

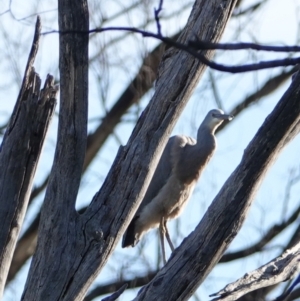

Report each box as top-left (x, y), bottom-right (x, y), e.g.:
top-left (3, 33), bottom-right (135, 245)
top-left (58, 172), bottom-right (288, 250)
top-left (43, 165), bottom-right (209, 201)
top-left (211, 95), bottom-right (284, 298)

top-left (213, 113), bottom-right (234, 121)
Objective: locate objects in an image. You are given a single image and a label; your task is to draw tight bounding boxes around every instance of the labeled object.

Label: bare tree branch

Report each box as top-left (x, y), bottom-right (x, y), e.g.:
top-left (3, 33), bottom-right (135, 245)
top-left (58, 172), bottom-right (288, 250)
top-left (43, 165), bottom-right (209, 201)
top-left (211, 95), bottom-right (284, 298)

top-left (6, 213), bottom-right (40, 283)
top-left (84, 272), bottom-right (157, 301)
top-left (0, 16), bottom-right (58, 296)
top-left (232, 0), bottom-right (266, 17)
top-left (42, 27), bottom-right (300, 73)
top-left (74, 195), bottom-right (300, 301)
top-left (7, 64), bottom-right (294, 295)
top-left (287, 224), bottom-right (300, 250)
top-left (101, 284), bottom-right (127, 301)
top-left (132, 71), bottom-right (300, 301)
top-left (237, 285), bottom-right (276, 301)
top-left (217, 67), bottom-right (295, 132)
top-left (85, 36), bottom-right (167, 169)
top-left (244, 223), bottom-right (300, 301)
top-left (154, 0), bottom-right (163, 36)
top-left (211, 242), bottom-right (300, 301)
top-left (22, 0), bottom-right (89, 299)
top-left (220, 202), bottom-right (300, 263)
top-left (7, 65), bottom-right (294, 286)
top-left (209, 70), bottom-right (224, 110)
top-left (7, 31), bottom-right (171, 285)
top-left (21, 1), bottom-right (238, 299)
top-left (189, 40), bottom-right (300, 52)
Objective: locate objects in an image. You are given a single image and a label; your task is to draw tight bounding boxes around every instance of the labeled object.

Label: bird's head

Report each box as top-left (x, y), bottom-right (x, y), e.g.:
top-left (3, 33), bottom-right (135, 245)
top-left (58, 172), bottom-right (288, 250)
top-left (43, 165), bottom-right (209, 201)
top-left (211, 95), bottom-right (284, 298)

top-left (203, 109), bottom-right (233, 133)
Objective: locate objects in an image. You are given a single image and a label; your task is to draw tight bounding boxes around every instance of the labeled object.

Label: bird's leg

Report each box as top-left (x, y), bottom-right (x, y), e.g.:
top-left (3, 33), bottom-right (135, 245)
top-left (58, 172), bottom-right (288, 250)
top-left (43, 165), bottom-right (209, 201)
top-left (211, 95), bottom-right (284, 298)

top-left (159, 217), bottom-right (167, 265)
top-left (163, 218), bottom-right (175, 252)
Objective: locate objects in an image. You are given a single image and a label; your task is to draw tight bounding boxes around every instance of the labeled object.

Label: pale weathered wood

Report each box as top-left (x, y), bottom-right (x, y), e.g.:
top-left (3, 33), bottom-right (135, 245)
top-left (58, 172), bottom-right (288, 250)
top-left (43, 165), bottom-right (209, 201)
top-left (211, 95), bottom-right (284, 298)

top-left (131, 72), bottom-right (300, 301)
top-left (0, 17), bottom-right (57, 298)
top-left (210, 242), bottom-right (300, 301)
top-left (21, 0), bottom-right (237, 300)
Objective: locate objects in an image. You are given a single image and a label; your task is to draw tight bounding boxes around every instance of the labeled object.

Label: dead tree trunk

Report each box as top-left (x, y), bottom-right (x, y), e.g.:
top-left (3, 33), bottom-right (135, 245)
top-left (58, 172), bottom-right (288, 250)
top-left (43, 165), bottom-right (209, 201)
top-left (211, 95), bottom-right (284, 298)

top-left (0, 18), bottom-right (57, 297)
top-left (21, 0), bottom-right (237, 300)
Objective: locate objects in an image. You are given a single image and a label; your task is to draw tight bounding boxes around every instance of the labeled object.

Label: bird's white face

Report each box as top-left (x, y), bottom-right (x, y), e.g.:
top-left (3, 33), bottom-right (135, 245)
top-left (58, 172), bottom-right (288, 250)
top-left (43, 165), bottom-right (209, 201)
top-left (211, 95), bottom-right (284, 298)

top-left (207, 109), bottom-right (233, 129)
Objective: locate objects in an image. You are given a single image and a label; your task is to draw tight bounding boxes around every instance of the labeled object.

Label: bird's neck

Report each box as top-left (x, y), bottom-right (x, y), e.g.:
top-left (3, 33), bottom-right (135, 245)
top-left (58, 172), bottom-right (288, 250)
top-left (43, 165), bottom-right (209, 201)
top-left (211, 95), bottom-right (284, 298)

top-left (177, 129), bottom-right (216, 184)
top-left (195, 128), bottom-right (216, 160)
top-left (197, 125), bottom-right (215, 140)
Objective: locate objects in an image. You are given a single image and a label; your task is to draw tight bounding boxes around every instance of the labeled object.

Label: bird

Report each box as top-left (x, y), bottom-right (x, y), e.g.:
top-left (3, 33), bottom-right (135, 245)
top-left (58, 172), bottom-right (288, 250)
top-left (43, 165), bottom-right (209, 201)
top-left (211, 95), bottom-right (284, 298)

top-left (122, 109), bottom-right (233, 264)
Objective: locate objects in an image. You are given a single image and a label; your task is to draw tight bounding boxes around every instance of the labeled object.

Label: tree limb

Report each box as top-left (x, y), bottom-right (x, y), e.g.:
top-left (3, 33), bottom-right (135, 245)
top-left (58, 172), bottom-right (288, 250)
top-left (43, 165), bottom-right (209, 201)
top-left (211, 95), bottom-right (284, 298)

top-left (211, 242), bottom-right (300, 301)
top-left (84, 272), bottom-right (157, 301)
top-left (132, 67), bottom-right (300, 301)
top-left (22, 0), bottom-right (89, 299)
top-left (217, 67), bottom-right (295, 132)
top-left (220, 202), bottom-right (300, 263)
top-left (79, 200), bottom-right (300, 300)
top-left (232, 0), bottom-right (266, 17)
top-left (189, 40), bottom-right (300, 52)
top-left (101, 284), bottom-right (127, 301)
top-left (0, 17), bottom-right (57, 297)
top-left (43, 27), bottom-right (300, 73)
top-left (22, 0), bottom-right (238, 299)
top-left (7, 66), bottom-right (294, 285)
top-left (84, 33), bottom-right (168, 169)
top-left (6, 31), bottom-right (169, 285)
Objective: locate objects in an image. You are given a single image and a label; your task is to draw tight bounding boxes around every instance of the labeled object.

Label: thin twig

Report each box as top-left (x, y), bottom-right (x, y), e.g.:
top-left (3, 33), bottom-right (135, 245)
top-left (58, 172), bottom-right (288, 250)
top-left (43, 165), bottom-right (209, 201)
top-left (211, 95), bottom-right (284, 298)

top-left (233, 0), bottom-right (266, 17)
top-left (220, 202), bottom-right (300, 263)
top-left (42, 26), bottom-right (300, 73)
top-left (189, 39), bottom-right (300, 52)
top-left (101, 284), bottom-right (128, 301)
top-left (154, 0), bottom-right (163, 36)
top-left (208, 70), bottom-right (223, 110)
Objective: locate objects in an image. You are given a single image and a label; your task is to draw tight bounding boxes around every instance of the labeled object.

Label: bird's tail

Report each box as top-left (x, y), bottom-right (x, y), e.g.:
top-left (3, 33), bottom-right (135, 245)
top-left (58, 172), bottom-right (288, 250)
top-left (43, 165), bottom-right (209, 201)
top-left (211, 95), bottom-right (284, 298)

top-left (122, 216), bottom-right (139, 248)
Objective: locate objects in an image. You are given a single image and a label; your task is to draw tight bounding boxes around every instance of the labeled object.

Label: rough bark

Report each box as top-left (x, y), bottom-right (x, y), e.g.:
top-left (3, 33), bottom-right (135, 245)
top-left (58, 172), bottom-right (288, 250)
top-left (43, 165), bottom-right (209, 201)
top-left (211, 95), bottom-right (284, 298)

top-left (0, 17), bottom-right (57, 297)
top-left (21, 0), bottom-right (89, 299)
top-left (21, 0), bottom-right (237, 300)
top-left (132, 72), bottom-right (300, 301)
top-left (84, 35), bottom-right (170, 169)
top-left (84, 272), bottom-right (157, 301)
top-left (78, 201), bottom-right (300, 301)
top-left (211, 242), bottom-right (300, 301)
top-left (6, 213), bottom-right (40, 283)
top-left (7, 66), bottom-right (293, 285)
top-left (7, 35), bottom-right (169, 284)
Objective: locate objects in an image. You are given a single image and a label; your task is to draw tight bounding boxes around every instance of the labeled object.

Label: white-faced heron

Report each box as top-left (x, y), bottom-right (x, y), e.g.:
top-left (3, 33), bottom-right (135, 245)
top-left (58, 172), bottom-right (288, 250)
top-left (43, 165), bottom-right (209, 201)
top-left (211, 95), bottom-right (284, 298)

top-left (122, 109), bottom-right (233, 263)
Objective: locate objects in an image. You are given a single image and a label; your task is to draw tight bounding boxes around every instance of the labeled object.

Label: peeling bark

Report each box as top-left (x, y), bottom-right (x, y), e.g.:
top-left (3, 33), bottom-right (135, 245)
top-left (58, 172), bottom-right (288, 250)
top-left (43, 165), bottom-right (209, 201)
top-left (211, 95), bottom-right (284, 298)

top-left (21, 0), bottom-right (237, 300)
top-left (7, 65), bottom-right (293, 285)
top-left (211, 242), bottom-right (300, 301)
top-left (0, 17), bottom-right (57, 297)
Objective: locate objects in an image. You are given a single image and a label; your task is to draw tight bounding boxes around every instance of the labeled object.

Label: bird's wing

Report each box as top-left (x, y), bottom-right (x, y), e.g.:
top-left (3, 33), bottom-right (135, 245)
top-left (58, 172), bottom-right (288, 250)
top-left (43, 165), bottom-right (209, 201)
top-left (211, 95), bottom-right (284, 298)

top-left (169, 135), bottom-right (196, 169)
top-left (136, 135), bottom-right (195, 215)
top-left (122, 135), bottom-right (195, 247)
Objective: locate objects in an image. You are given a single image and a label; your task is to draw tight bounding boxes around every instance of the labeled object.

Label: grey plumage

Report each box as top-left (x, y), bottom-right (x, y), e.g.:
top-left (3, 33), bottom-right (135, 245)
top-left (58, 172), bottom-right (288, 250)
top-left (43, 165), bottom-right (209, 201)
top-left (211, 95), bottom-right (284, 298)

top-left (122, 109), bottom-right (233, 260)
